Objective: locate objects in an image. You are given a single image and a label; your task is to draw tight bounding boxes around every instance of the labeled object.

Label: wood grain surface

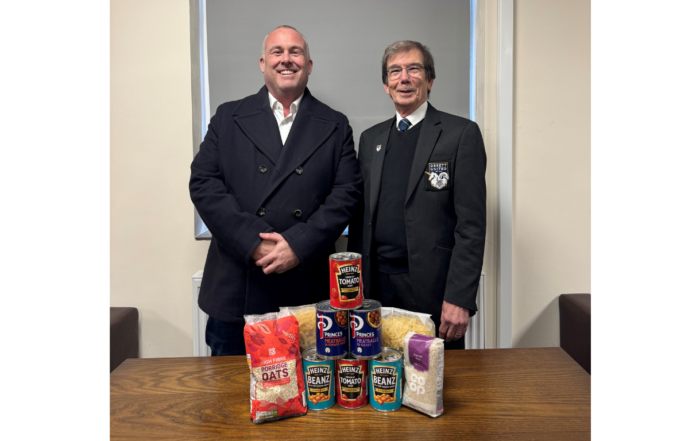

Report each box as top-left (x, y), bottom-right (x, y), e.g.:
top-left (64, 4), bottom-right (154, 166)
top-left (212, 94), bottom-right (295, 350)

top-left (111, 348), bottom-right (590, 440)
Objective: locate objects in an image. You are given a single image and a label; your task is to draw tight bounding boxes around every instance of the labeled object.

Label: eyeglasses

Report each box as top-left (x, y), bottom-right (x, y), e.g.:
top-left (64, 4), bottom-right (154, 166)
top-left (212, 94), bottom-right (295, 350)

top-left (387, 65), bottom-right (425, 80)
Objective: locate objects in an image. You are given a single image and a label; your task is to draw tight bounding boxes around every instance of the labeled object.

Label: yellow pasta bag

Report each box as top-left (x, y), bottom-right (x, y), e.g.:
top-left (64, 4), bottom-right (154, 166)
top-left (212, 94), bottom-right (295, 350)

top-left (381, 307), bottom-right (436, 353)
top-left (279, 304), bottom-right (316, 353)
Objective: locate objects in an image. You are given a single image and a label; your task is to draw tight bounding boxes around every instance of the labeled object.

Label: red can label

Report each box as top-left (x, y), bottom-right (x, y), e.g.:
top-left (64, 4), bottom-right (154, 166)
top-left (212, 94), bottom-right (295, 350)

top-left (336, 358), bottom-right (368, 409)
top-left (329, 253), bottom-right (364, 310)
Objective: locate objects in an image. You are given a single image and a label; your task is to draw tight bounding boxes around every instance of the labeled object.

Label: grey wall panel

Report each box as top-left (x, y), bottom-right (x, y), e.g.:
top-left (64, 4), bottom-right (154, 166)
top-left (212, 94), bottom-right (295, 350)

top-left (206, 0), bottom-right (471, 142)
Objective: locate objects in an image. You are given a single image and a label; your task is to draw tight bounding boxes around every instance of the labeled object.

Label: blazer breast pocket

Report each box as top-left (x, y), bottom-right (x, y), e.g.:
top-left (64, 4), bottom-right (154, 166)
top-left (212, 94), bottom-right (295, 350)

top-left (423, 158), bottom-right (453, 192)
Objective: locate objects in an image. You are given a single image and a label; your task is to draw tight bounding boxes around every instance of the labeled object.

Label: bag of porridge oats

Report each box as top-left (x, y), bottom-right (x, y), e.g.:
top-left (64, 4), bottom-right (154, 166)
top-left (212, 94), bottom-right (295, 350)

top-left (402, 331), bottom-right (444, 418)
top-left (244, 310), bottom-right (307, 423)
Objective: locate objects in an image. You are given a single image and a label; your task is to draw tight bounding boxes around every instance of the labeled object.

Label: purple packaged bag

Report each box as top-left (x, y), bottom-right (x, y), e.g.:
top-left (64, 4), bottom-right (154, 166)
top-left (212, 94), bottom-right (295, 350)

top-left (402, 332), bottom-right (444, 417)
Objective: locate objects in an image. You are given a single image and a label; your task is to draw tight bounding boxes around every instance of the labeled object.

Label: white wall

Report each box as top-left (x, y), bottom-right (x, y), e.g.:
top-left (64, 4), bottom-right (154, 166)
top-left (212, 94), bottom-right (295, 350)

top-left (111, 0), bottom-right (208, 357)
top-left (476, 0), bottom-right (500, 349)
top-left (110, 0), bottom-right (591, 357)
top-left (512, 0), bottom-right (591, 348)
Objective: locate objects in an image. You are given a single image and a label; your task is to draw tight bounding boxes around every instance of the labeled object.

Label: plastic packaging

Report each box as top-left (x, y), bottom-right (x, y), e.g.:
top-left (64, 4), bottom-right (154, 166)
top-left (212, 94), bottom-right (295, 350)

top-left (280, 304), bottom-right (316, 353)
top-left (402, 332), bottom-right (444, 418)
top-left (381, 307), bottom-right (436, 354)
top-left (243, 310), bottom-right (307, 423)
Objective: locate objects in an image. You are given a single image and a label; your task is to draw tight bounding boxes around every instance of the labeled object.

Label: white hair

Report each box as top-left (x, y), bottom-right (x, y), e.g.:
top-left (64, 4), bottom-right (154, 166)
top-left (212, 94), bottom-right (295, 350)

top-left (261, 25), bottom-right (310, 60)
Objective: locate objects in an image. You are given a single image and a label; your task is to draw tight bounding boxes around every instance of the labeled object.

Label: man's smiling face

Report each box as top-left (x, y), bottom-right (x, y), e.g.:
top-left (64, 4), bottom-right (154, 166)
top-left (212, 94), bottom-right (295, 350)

top-left (383, 48), bottom-right (433, 117)
top-left (260, 27), bottom-right (313, 101)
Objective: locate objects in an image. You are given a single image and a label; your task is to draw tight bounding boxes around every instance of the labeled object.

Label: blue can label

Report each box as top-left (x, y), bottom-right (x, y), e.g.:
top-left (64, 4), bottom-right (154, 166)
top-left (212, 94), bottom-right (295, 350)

top-left (316, 307), bottom-right (348, 358)
top-left (369, 349), bottom-right (402, 412)
top-left (303, 352), bottom-right (335, 411)
top-left (350, 308), bottom-right (382, 358)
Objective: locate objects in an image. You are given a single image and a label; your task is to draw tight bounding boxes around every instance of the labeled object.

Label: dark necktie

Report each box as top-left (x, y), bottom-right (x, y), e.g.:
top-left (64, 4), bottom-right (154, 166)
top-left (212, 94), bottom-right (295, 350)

top-left (398, 118), bottom-right (412, 133)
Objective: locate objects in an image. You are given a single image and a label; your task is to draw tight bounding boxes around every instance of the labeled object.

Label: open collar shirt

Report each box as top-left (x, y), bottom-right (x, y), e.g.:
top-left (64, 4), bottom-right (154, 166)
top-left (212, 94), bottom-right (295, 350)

top-left (269, 92), bottom-right (304, 145)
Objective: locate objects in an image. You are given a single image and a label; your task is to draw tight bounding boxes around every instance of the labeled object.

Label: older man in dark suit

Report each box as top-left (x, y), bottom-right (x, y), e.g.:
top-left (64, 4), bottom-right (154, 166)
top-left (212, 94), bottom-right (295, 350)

top-left (190, 25), bottom-right (361, 356)
top-left (348, 41), bottom-right (486, 350)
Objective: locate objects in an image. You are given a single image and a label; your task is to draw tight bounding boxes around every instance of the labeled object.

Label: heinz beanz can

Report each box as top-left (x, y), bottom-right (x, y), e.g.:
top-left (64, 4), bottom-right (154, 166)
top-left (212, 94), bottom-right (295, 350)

top-left (329, 252), bottom-right (364, 310)
top-left (302, 348), bottom-right (335, 411)
top-left (369, 348), bottom-right (403, 412)
top-left (336, 356), bottom-right (368, 409)
top-left (350, 300), bottom-right (383, 359)
top-left (316, 300), bottom-right (348, 360)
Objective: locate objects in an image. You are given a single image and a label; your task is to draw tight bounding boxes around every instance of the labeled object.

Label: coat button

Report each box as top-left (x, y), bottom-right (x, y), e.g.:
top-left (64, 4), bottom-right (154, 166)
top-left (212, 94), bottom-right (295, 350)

top-left (294, 209), bottom-right (302, 218)
top-left (259, 165), bottom-right (267, 173)
top-left (257, 207), bottom-right (266, 217)
top-left (295, 166), bottom-right (303, 175)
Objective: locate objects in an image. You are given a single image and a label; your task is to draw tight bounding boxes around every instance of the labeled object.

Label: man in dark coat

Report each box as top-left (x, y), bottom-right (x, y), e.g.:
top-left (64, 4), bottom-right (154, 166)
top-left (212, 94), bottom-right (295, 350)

top-left (348, 41), bottom-right (486, 350)
top-left (190, 26), bottom-right (362, 356)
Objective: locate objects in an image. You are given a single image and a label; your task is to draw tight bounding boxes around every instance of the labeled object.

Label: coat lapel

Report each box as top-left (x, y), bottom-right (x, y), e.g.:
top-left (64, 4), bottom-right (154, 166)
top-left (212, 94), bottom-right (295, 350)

top-left (369, 120), bottom-right (393, 222)
top-left (259, 90), bottom-right (338, 203)
top-left (233, 87), bottom-right (283, 165)
top-left (405, 104), bottom-right (442, 204)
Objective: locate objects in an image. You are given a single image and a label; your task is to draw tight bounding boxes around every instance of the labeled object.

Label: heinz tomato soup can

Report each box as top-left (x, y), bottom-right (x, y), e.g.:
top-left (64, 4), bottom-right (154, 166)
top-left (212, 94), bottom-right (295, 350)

top-left (329, 253), bottom-right (363, 309)
top-left (336, 356), bottom-right (368, 409)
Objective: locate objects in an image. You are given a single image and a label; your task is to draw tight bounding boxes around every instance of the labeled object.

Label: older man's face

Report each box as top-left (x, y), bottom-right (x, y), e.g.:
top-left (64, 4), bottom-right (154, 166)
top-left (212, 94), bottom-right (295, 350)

top-left (260, 28), bottom-right (312, 101)
top-left (383, 49), bottom-right (433, 117)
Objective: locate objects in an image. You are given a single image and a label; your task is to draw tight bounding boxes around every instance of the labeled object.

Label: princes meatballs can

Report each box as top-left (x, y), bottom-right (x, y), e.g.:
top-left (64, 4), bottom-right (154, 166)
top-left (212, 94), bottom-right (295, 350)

top-left (350, 300), bottom-right (383, 359)
top-left (315, 300), bottom-right (348, 360)
top-left (329, 252), bottom-right (364, 310)
top-left (336, 356), bottom-right (368, 409)
top-left (302, 348), bottom-right (335, 411)
top-left (369, 348), bottom-right (403, 412)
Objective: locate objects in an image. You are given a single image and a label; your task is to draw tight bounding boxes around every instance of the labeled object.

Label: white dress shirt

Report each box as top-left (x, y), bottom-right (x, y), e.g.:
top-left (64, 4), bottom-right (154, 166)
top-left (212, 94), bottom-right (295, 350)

top-left (394, 100), bottom-right (428, 130)
top-left (269, 92), bottom-right (304, 144)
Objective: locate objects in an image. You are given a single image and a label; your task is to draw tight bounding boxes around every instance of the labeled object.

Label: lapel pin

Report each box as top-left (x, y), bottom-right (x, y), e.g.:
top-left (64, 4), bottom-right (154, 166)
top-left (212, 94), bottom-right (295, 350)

top-left (376, 145), bottom-right (382, 152)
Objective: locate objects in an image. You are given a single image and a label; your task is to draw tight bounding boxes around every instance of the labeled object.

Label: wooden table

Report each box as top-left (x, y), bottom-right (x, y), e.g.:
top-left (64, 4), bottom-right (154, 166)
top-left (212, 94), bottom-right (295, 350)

top-left (111, 348), bottom-right (590, 440)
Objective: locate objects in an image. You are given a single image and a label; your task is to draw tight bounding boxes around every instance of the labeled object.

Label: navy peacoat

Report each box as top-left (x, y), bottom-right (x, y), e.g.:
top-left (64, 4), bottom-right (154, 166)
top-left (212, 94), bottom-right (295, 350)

top-left (190, 86), bottom-right (362, 323)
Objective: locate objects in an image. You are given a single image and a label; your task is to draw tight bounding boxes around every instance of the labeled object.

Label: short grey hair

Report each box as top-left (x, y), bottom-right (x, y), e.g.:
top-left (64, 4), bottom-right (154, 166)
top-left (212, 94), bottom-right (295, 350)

top-left (381, 40), bottom-right (436, 86)
top-left (261, 25), bottom-right (310, 60)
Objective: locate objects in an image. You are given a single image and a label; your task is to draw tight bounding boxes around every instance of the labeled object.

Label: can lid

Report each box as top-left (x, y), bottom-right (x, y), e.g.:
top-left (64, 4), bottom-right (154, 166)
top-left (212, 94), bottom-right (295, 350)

top-left (329, 252), bottom-right (362, 261)
top-left (339, 354), bottom-right (362, 362)
top-left (352, 299), bottom-right (382, 312)
top-left (315, 300), bottom-right (333, 312)
top-left (379, 347), bottom-right (402, 362)
top-left (303, 347), bottom-right (323, 361)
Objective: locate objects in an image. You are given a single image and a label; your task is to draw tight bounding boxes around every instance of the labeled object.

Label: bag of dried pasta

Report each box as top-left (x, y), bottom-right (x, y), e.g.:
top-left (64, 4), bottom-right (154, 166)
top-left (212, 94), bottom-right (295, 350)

top-left (279, 304), bottom-right (316, 353)
top-left (381, 307), bottom-right (436, 353)
top-left (243, 310), bottom-right (307, 423)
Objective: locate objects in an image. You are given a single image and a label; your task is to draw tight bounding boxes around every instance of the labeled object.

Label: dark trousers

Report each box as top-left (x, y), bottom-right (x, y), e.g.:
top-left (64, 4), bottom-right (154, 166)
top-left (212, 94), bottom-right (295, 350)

top-left (205, 316), bottom-right (247, 356)
top-left (372, 270), bottom-right (465, 350)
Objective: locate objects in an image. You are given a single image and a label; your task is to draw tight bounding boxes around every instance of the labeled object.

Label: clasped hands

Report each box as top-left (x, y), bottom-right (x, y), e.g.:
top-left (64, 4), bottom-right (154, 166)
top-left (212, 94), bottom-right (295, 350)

top-left (251, 232), bottom-right (300, 275)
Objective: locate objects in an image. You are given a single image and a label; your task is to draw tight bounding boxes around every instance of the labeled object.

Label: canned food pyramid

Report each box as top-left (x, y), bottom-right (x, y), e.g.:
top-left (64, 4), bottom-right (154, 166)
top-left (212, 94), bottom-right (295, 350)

top-left (329, 253), bottom-right (364, 309)
top-left (315, 300), bottom-right (348, 359)
top-left (350, 300), bottom-right (383, 359)
top-left (302, 348), bottom-right (335, 411)
top-left (336, 357), bottom-right (368, 409)
top-left (369, 348), bottom-right (403, 412)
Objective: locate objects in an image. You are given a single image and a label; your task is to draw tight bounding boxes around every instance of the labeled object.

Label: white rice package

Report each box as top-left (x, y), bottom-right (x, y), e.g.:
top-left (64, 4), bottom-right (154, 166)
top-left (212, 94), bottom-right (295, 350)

top-left (402, 331), bottom-right (444, 418)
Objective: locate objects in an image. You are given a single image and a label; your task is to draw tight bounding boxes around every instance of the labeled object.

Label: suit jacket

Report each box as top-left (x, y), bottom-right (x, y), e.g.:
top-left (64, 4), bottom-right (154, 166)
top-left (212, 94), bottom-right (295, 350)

top-left (190, 86), bottom-right (362, 322)
top-left (348, 103), bottom-right (486, 321)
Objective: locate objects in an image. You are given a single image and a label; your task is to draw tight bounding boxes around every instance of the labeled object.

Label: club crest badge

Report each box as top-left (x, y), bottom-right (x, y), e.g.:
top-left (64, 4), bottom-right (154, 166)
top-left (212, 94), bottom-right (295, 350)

top-left (425, 162), bottom-right (449, 189)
